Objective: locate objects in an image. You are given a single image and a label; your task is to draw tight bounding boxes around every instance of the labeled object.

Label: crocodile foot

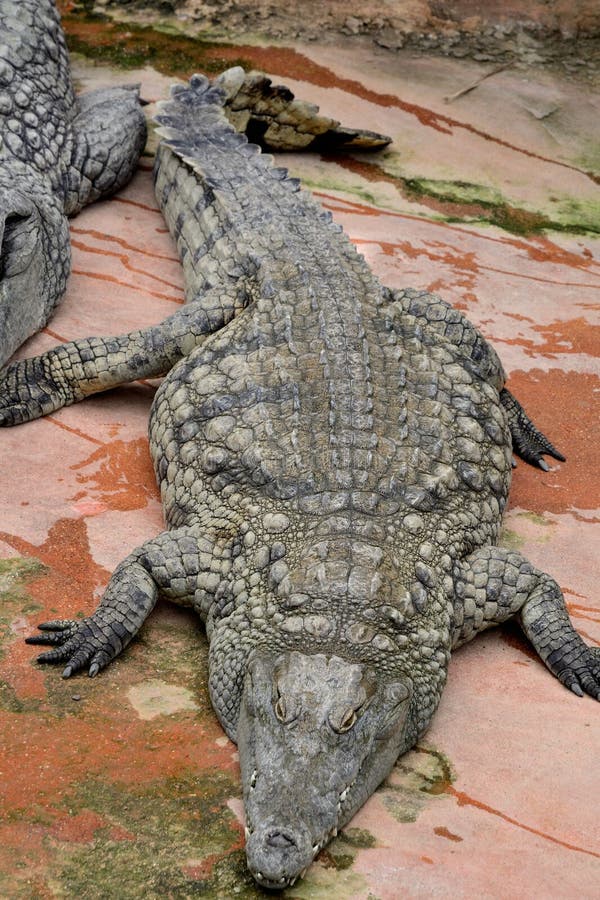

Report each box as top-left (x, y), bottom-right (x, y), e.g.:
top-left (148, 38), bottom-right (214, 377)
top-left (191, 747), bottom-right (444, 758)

top-left (500, 387), bottom-right (565, 470)
top-left (0, 352), bottom-right (74, 426)
top-left (26, 616), bottom-right (122, 677)
top-left (555, 645), bottom-right (600, 700)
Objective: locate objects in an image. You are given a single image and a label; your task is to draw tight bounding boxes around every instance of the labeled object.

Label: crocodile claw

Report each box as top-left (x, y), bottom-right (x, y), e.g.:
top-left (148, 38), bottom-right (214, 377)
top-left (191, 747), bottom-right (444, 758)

top-left (557, 646), bottom-right (600, 701)
top-left (500, 388), bottom-right (565, 471)
top-left (26, 616), bottom-right (117, 678)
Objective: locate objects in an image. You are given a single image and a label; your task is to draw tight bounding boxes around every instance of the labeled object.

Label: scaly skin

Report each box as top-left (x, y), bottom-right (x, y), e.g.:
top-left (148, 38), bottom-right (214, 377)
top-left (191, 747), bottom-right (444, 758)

top-left (0, 71), bottom-right (595, 889)
top-left (0, 0), bottom-right (146, 366)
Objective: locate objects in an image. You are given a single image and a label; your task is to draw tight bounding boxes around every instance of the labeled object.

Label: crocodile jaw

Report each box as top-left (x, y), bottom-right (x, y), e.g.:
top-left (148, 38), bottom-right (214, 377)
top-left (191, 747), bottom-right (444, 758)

top-left (237, 650), bottom-right (411, 888)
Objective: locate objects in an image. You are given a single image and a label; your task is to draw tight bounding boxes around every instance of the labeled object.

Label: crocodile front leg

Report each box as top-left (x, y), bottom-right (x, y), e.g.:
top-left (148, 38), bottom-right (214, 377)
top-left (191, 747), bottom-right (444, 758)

top-left (26, 526), bottom-right (213, 677)
top-left (0, 285), bottom-right (246, 425)
top-left (452, 547), bottom-right (599, 699)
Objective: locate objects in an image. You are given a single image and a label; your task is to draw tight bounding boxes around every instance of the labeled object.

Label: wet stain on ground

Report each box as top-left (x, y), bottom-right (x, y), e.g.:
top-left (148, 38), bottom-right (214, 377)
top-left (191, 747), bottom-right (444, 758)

top-left (59, 4), bottom-right (253, 78)
top-left (71, 437), bottom-right (159, 512)
top-left (381, 744), bottom-right (455, 823)
top-left (0, 518), bottom-right (111, 611)
top-left (447, 786), bottom-right (600, 859)
top-left (507, 369), bottom-right (600, 516)
top-left (526, 317), bottom-right (600, 358)
top-left (434, 825), bottom-right (463, 842)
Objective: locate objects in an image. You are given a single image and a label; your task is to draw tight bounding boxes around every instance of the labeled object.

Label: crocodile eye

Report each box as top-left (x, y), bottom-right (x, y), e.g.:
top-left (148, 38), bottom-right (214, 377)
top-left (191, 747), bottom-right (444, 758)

top-left (274, 696), bottom-right (286, 722)
top-left (336, 708), bottom-right (357, 733)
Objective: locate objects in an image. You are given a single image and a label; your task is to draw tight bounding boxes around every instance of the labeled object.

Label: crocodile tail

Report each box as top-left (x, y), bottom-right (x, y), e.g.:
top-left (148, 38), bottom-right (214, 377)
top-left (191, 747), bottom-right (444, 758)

top-left (154, 74), bottom-right (232, 152)
top-left (154, 73), bottom-right (307, 196)
top-left (217, 67), bottom-right (391, 152)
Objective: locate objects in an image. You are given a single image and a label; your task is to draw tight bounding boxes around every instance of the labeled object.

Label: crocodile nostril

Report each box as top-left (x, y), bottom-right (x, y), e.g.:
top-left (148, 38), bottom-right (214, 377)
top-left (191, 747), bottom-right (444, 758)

top-left (266, 829), bottom-right (297, 849)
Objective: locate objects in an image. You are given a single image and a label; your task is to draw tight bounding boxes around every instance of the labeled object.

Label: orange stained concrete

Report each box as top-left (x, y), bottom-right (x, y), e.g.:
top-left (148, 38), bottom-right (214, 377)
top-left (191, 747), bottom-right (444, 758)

top-left (0, 36), bottom-right (599, 900)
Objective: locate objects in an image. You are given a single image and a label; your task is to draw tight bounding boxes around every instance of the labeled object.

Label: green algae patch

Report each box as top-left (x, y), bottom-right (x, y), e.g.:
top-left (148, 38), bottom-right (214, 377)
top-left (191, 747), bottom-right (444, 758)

top-left (339, 827), bottom-right (378, 849)
top-left (517, 511), bottom-right (554, 528)
top-left (55, 770), bottom-right (246, 899)
top-left (547, 194), bottom-right (600, 235)
top-left (0, 556), bottom-right (46, 602)
top-left (0, 679), bottom-right (27, 713)
top-left (0, 556), bottom-right (45, 655)
top-left (499, 511), bottom-right (556, 552)
top-left (131, 610), bottom-right (211, 705)
top-left (499, 527), bottom-right (526, 551)
top-left (382, 743), bottom-right (454, 824)
top-left (61, 8), bottom-right (252, 79)
top-left (406, 178), bottom-right (505, 208)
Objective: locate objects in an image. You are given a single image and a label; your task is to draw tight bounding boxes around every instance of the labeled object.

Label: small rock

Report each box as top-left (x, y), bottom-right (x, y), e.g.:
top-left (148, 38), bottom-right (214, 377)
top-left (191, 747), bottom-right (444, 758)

top-left (343, 16), bottom-right (362, 35)
top-left (71, 694), bottom-right (81, 702)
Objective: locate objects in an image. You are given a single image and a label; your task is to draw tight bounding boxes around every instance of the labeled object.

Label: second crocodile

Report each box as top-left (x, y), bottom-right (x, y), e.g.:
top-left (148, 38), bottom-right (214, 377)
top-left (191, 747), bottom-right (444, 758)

top-left (1, 70), bottom-right (598, 890)
top-left (0, 0), bottom-right (147, 366)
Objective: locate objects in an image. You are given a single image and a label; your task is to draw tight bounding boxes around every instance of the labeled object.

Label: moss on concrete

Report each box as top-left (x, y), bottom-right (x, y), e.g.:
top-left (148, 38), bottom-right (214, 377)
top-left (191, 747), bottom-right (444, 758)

top-left (339, 827), bottom-right (378, 849)
top-left (382, 743), bottom-right (454, 823)
top-left (499, 527), bottom-right (526, 551)
top-left (406, 177), bottom-right (505, 207)
top-left (56, 771), bottom-right (249, 899)
top-left (0, 556), bottom-right (45, 658)
top-left (405, 176), bottom-right (598, 236)
top-left (61, 7), bottom-right (252, 78)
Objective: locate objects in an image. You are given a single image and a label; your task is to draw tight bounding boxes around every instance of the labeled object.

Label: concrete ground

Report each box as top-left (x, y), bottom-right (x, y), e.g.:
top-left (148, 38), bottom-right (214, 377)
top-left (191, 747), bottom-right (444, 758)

top-left (0, 5), bottom-right (599, 898)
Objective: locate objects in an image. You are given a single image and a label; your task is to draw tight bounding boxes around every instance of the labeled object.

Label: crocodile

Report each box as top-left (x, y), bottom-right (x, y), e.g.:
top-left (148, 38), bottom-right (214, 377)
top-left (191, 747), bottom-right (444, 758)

top-left (1, 71), bottom-right (598, 890)
top-left (0, 0), bottom-right (388, 368)
top-left (0, 0), bottom-right (148, 367)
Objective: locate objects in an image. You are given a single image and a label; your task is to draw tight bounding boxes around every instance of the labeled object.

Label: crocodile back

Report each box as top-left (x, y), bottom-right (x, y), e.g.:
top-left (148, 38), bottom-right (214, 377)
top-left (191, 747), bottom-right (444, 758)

top-left (151, 74), bottom-right (513, 611)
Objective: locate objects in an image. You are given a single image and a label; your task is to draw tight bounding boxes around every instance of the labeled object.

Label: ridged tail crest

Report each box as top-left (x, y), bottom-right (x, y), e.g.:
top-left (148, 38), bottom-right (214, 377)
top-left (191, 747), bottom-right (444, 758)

top-left (154, 72), bottom-right (289, 193)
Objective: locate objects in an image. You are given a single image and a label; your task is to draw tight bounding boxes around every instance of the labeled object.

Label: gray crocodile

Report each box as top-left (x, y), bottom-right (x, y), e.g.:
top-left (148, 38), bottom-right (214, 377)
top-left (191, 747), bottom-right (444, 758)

top-left (0, 0), bottom-right (388, 368)
top-left (0, 0), bottom-right (147, 367)
top-left (1, 72), bottom-right (598, 890)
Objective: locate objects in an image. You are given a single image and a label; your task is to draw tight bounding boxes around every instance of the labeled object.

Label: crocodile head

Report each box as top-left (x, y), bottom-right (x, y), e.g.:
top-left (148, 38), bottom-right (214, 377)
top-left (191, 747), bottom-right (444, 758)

top-left (0, 190), bottom-right (66, 366)
top-left (237, 649), bottom-right (411, 889)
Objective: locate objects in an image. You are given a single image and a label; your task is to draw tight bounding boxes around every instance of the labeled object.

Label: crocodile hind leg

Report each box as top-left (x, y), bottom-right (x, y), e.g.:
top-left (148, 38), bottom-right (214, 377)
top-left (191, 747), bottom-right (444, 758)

top-left (499, 387), bottom-right (565, 470)
top-left (26, 526), bottom-right (214, 677)
top-left (64, 85), bottom-right (147, 215)
top-left (0, 284), bottom-right (247, 426)
top-left (383, 287), bottom-right (565, 469)
top-left (452, 546), bottom-right (599, 698)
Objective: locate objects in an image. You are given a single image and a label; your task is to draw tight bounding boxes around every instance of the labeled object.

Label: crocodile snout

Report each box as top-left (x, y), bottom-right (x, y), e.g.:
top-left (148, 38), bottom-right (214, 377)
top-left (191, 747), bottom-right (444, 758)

top-left (246, 823), bottom-right (313, 889)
